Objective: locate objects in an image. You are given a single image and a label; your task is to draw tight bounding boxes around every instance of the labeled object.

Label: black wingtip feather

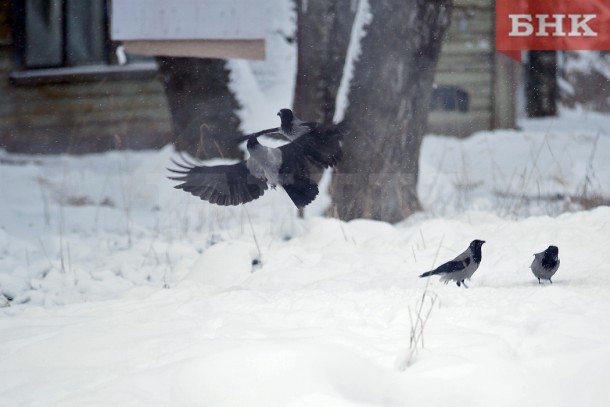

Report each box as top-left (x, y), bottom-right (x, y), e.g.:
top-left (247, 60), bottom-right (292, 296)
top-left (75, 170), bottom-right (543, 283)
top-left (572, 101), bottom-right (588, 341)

top-left (169, 158), bottom-right (194, 171)
top-left (167, 168), bottom-right (190, 176)
top-left (177, 152), bottom-right (199, 167)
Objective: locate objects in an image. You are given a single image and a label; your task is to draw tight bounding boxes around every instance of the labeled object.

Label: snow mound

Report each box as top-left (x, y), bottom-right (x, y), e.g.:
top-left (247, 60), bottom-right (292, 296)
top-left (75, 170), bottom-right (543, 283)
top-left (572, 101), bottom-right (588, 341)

top-left (183, 241), bottom-right (258, 288)
top-left (175, 341), bottom-right (410, 407)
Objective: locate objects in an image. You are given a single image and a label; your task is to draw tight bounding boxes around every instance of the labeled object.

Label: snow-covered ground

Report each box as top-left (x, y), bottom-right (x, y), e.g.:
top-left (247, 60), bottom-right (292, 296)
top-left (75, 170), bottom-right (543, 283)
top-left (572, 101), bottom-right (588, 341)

top-left (422, 107), bottom-right (610, 218)
top-left (1, 108), bottom-right (609, 406)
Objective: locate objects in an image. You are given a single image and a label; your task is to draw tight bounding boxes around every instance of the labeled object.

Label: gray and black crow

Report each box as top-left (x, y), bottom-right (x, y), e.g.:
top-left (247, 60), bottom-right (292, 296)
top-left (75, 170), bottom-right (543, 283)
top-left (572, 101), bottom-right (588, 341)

top-left (419, 240), bottom-right (486, 288)
top-left (168, 128), bottom-right (342, 208)
top-left (530, 245), bottom-right (560, 284)
top-left (236, 108), bottom-right (341, 148)
top-left (276, 108), bottom-right (320, 141)
top-left (275, 109), bottom-right (343, 169)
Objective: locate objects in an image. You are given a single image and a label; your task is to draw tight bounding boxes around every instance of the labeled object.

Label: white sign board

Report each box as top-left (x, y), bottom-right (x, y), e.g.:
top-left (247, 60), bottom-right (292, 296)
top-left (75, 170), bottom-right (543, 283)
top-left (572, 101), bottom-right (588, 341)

top-left (110, 0), bottom-right (266, 60)
top-left (111, 0), bottom-right (265, 41)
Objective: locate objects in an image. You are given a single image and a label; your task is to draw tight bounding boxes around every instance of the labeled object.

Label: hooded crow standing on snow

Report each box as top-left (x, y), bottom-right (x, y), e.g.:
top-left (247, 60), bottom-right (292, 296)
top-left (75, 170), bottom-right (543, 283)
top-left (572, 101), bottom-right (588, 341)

top-left (419, 240), bottom-right (486, 288)
top-left (168, 124), bottom-right (343, 208)
top-left (530, 245), bottom-right (560, 284)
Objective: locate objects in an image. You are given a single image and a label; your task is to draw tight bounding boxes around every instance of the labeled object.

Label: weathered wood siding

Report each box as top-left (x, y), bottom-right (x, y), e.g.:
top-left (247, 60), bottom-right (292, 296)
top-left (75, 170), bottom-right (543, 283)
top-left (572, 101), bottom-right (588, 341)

top-left (0, 46), bottom-right (172, 154)
top-left (429, 0), bottom-right (517, 136)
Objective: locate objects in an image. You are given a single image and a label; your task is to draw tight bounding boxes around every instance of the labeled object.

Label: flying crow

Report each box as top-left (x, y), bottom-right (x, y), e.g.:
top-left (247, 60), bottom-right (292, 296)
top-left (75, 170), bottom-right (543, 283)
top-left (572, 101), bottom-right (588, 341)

top-left (168, 128), bottom-right (342, 208)
top-left (276, 109), bottom-right (343, 168)
top-left (530, 245), bottom-right (560, 284)
top-left (276, 108), bottom-right (320, 140)
top-left (236, 108), bottom-right (342, 147)
top-left (419, 240), bottom-right (486, 288)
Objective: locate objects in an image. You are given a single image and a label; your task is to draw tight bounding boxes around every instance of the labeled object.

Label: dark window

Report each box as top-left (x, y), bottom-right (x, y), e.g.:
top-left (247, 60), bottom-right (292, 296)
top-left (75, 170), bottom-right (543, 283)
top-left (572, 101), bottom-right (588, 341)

top-left (10, 0), bottom-right (157, 84)
top-left (13, 0), bottom-right (109, 70)
top-left (431, 85), bottom-right (470, 113)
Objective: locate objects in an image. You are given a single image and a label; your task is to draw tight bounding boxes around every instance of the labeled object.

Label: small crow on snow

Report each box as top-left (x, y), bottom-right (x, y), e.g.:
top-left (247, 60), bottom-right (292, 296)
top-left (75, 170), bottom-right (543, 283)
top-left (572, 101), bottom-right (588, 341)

top-left (530, 245), bottom-right (560, 284)
top-left (419, 240), bottom-right (486, 288)
top-left (168, 122), bottom-right (342, 208)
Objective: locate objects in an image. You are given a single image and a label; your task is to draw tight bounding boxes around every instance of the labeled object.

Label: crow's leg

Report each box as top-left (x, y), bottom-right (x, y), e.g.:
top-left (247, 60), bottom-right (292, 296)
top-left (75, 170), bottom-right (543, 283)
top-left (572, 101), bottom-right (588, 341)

top-left (462, 280), bottom-right (469, 289)
top-left (456, 281), bottom-right (461, 287)
top-left (549, 278), bottom-right (552, 284)
top-left (538, 278), bottom-right (541, 284)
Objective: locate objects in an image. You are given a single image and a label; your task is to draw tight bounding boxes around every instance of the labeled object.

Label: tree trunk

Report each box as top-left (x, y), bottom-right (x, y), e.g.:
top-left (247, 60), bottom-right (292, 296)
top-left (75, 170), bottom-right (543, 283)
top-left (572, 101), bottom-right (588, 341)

top-left (294, 0), bottom-right (356, 124)
top-left (294, 0), bottom-right (357, 217)
top-left (157, 57), bottom-right (242, 159)
top-left (331, 0), bottom-right (453, 222)
top-left (526, 51), bottom-right (558, 117)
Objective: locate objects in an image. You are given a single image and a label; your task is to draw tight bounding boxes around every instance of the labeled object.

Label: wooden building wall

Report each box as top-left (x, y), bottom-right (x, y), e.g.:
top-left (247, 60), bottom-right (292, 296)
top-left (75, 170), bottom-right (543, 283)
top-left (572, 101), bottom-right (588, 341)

top-left (0, 1), bottom-right (171, 154)
top-left (0, 45), bottom-right (172, 154)
top-left (429, 0), bottom-right (519, 136)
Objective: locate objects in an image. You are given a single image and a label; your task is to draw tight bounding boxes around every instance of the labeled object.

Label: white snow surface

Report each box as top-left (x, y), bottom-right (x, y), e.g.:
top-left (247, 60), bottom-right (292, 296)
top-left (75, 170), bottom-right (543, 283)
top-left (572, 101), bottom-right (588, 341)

top-left (1, 109), bottom-right (610, 406)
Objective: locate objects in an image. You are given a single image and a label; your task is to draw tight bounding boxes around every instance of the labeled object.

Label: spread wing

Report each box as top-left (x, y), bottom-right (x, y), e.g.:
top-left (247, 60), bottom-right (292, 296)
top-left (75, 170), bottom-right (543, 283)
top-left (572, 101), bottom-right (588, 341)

top-left (278, 124), bottom-right (343, 169)
top-left (233, 127), bottom-right (281, 143)
top-left (168, 158), bottom-right (268, 206)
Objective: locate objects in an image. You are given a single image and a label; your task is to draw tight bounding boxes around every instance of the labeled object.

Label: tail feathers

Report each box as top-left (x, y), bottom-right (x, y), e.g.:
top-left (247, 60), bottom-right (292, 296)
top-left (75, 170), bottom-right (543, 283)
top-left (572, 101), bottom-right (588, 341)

top-left (419, 270), bottom-right (438, 278)
top-left (283, 175), bottom-right (319, 208)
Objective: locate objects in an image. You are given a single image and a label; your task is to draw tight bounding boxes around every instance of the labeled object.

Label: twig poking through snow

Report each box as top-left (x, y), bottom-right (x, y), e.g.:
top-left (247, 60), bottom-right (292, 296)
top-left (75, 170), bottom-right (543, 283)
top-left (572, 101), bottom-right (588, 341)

top-left (331, 204), bottom-right (351, 243)
top-left (0, 295), bottom-right (9, 308)
top-left (164, 250), bottom-right (173, 289)
top-left (396, 235), bottom-right (444, 371)
top-left (582, 133), bottom-right (601, 199)
top-left (243, 206), bottom-right (263, 268)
